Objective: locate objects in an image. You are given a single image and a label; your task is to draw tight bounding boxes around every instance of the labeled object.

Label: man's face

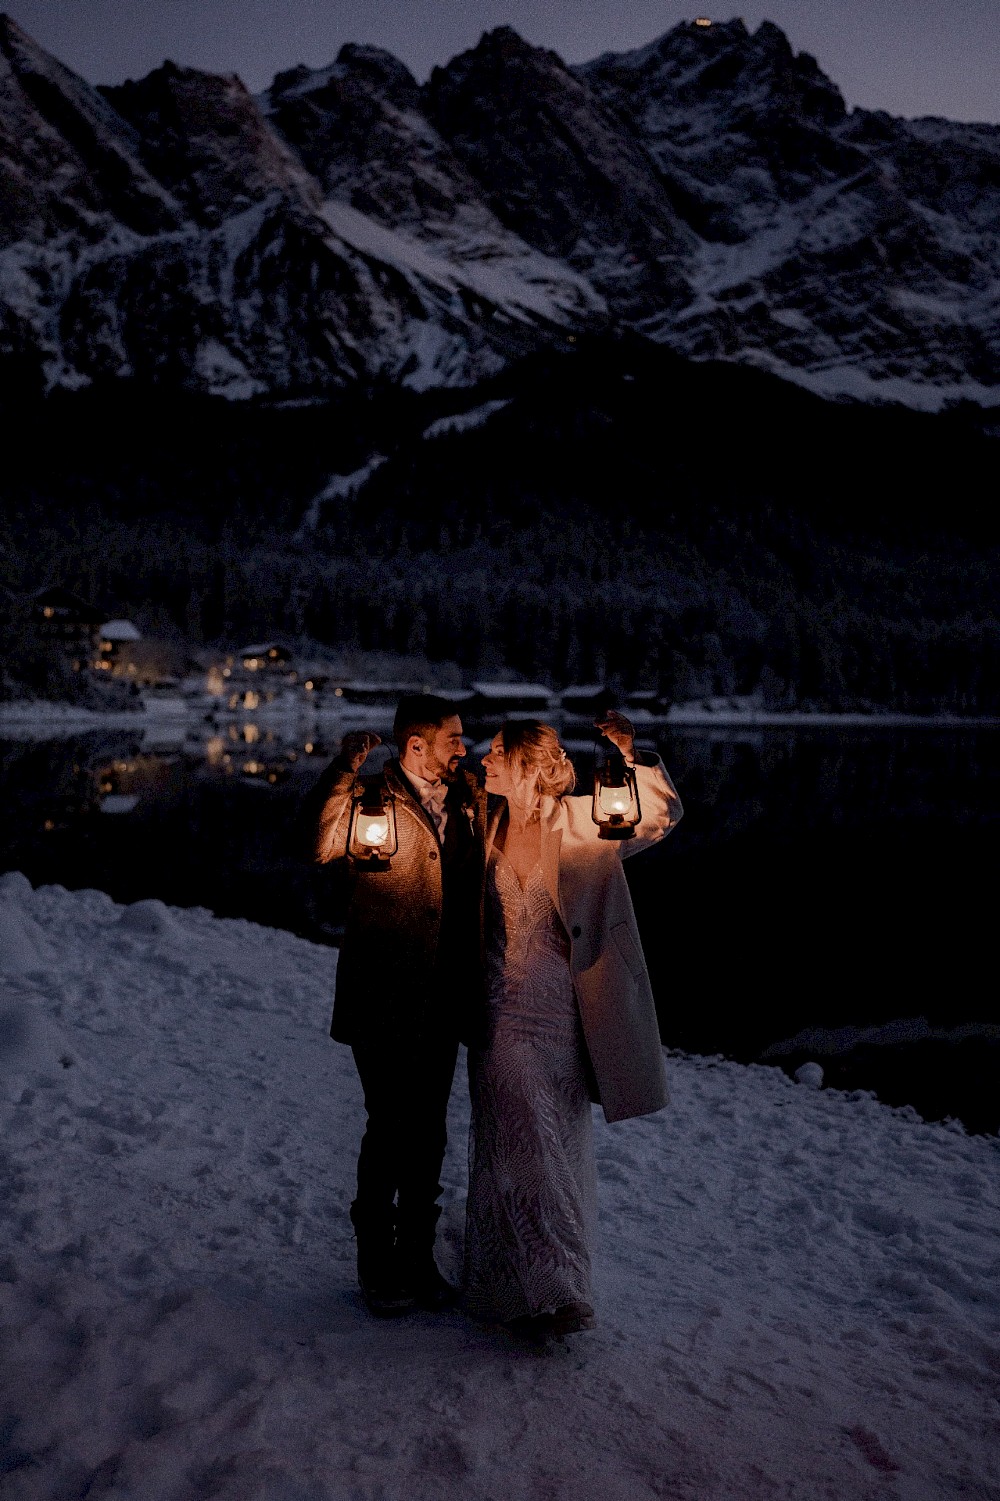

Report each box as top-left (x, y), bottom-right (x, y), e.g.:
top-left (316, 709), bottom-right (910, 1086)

top-left (427, 715), bottom-right (467, 780)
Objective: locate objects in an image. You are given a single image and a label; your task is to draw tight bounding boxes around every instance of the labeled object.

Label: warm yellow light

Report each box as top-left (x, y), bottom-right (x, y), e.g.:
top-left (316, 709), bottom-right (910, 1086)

top-left (334, 687), bottom-right (344, 697)
top-left (358, 814), bottom-right (390, 846)
top-left (694, 16), bottom-right (712, 25)
top-left (244, 760), bottom-right (263, 774)
top-left (305, 680), bottom-right (314, 691)
top-left (304, 742), bottom-right (314, 754)
top-left (222, 667), bottom-right (231, 678)
top-left (243, 723), bottom-right (260, 744)
top-left (268, 649), bottom-right (278, 658)
top-left (43, 606), bottom-right (54, 619)
top-left (244, 691), bottom-right (260, 710)
top-left (43, 819), bottom-right (55, 831)
top-left (599, 786), bottom-right (633, 816)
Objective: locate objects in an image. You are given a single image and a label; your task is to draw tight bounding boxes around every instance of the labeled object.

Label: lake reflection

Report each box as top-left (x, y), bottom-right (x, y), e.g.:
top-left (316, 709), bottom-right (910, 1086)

top-left (1, 718), bottom-right (997, 1132)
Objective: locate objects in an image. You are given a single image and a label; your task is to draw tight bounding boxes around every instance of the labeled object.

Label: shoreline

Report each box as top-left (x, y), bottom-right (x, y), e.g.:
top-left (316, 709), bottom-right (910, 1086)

top-left (2, 698), bottom-right (999, 739)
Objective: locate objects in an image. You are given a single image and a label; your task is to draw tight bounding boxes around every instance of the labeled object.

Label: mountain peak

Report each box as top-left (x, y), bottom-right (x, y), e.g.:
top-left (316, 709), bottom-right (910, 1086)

top-left (0, 11), bottom-right (31, 45)
top-left (581, 14), bottom-right (845, 128)
top-left (436, 25), bottom-right (569, 83)
top-left (102, 60), bottom-right (316, 226)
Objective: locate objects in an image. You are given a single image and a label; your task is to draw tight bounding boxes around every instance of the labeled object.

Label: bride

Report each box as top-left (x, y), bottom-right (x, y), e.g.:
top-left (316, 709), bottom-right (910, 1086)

top-left (465, 711), bottom-right (683, 1341)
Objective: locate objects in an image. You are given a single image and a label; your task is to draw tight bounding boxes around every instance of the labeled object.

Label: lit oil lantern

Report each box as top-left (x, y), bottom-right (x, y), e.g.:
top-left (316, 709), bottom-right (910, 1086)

top-left (592, 738), bottom-right (641, 839)
top-left (347, 783), bottom-right (398, 870)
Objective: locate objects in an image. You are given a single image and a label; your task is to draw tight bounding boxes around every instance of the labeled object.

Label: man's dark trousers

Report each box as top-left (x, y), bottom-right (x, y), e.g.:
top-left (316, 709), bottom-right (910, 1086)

top-left (350, 1021), bottom-right (459, 1245)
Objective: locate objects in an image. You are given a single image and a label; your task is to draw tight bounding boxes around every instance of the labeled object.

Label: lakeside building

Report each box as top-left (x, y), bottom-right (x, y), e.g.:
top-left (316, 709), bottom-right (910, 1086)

top-left (32, 587), bottom-right (104, 672)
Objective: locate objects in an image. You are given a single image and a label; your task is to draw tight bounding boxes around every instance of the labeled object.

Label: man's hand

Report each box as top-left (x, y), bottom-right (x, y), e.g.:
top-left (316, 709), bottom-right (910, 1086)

top-left (340, 730), bottom-right (381, 773)
top-left (595, 709), bottom-right (636, 763)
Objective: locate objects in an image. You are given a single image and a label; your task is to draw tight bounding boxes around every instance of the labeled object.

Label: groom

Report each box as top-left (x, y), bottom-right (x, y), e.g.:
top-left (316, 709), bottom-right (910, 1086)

top-left (311, 694), bottom-right (487, 1316)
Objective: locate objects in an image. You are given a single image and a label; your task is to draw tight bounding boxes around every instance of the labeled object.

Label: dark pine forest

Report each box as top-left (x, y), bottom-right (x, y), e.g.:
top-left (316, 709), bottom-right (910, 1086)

top-left (2, 336), bottom-right (998, 713)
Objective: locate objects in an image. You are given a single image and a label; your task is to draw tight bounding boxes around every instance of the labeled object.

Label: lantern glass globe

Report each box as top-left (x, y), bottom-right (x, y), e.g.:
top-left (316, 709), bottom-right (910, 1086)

top-left (358, 814), bottom-right (389, 846)
top-left (599, 786), bottom-right (633, 816)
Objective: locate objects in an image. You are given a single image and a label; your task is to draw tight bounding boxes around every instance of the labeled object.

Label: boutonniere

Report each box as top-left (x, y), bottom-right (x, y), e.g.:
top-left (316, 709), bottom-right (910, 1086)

top-left (461, 803), bottom-right (475, 829)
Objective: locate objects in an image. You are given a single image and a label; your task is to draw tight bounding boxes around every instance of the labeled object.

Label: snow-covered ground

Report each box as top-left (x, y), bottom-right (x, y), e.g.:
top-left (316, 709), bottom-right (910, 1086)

top-left (0, 873), bottom-right (997, 1500)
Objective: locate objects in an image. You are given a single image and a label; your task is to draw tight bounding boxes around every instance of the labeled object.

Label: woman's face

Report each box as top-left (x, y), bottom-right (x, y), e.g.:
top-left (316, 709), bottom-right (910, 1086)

top-left (482, 733), bottom-right (515, 799)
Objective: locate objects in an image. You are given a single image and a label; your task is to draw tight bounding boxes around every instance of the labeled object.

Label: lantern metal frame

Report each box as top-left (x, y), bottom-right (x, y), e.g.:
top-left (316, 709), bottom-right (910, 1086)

top-left (591, 737), bottom-right (641, 840)
top-left (347, 780), bottom-right (398, 870)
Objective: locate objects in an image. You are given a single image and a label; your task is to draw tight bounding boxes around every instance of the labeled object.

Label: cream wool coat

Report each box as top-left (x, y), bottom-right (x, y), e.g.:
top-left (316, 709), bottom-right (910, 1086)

top-left (486, 754), bottom-right (682, 1124)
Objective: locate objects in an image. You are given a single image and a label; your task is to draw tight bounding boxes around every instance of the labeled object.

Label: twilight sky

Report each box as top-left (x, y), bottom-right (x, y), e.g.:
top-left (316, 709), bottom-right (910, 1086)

top-left (4, 0), bottom-right (999, 123)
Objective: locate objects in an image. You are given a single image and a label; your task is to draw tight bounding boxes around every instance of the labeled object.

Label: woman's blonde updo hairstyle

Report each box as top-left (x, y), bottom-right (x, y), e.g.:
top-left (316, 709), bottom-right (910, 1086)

top-left (499, 720), bottom-right (576, 805)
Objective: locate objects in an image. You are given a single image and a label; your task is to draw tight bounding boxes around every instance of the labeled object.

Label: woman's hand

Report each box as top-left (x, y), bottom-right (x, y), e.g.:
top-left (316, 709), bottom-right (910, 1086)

top-left (339, 730), bottom-right (381, 773)
top-left (595, 710), bottom-right (636, 764)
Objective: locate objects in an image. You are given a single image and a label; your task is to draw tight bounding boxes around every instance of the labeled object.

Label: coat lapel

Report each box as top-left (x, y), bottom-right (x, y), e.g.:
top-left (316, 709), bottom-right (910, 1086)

top-left (539, 799), bottom-right (564, 920)
top-left (485, 800), bottom-right (504, 861)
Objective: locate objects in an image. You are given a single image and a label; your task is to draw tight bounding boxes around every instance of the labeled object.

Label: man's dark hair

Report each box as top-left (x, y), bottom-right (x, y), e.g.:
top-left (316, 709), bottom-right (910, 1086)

top-left (392, 693), bottom-right (459, 753)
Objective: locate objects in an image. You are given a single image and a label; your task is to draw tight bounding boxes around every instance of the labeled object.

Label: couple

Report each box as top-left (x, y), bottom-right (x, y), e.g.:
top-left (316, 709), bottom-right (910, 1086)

top-left (311, 693), bottom-right (683, 1341)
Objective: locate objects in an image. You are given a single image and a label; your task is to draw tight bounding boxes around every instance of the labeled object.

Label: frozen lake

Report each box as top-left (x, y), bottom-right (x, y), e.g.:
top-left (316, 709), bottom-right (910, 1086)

top-left (1, 715), bottom-right (997, 1132)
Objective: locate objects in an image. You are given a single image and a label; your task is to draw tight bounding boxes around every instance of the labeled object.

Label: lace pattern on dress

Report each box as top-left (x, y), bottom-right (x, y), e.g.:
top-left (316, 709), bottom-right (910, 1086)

top-left (465, 850), bottom-right (596, 1324)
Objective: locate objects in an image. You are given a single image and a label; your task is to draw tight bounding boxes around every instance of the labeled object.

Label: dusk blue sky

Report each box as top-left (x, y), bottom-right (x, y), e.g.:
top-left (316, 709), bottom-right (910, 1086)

top-left (4, 0), bottom-right (998, 123)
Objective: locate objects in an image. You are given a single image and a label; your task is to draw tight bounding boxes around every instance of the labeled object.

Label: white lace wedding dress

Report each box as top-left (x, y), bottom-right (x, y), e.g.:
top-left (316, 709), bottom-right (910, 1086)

top-left (464, 848), bottom-right (597, 1325)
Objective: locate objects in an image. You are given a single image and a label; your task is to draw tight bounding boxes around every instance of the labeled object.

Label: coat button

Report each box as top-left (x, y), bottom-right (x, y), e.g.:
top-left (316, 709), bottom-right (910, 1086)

top-left (428, 850), bottom-right (438, 861)
top-left (572, 925), bottom-right (581, 938)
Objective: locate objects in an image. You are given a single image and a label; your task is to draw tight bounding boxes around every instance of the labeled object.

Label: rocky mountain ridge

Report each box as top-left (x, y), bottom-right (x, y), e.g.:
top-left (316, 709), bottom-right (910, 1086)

top-left (1, 12), bottom-right (997, 408)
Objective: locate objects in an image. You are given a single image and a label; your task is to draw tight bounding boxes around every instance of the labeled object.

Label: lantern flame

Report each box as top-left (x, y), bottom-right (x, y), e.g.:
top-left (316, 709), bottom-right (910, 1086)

top-left (599, 786), bottom-right (633, 816)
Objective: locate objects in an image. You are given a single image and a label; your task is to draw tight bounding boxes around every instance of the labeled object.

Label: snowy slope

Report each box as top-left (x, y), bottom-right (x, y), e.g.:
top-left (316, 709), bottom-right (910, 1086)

top-left (1, 871), bottom-right (997, 1499)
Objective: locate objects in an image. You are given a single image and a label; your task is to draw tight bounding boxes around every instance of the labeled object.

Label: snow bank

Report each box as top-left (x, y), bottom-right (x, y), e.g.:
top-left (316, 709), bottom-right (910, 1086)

top-left (0, 876), bottom-right (996, 1500)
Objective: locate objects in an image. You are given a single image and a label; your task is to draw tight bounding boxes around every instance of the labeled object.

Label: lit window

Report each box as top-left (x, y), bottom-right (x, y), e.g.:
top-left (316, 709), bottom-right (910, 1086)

top-left (694, 16), bottom-right (712, 26)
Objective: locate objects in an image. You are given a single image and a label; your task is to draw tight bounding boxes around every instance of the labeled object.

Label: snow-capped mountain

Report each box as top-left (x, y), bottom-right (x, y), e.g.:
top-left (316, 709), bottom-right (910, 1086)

top-left (578, 20), bottom-right (1000, 406)
top-left (1, 13), bottom-right (998, 408)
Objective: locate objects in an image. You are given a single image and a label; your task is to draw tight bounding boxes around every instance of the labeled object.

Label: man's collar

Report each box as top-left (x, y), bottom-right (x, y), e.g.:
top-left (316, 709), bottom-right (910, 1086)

top-left (398, 762), bottom-right (442, 796)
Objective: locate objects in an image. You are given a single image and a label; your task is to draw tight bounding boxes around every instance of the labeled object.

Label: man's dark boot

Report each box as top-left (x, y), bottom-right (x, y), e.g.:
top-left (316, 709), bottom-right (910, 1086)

top-left (350, 1203), bottom-right (415, 1318)
top-left (396, 1205), bottom-right (459, 1311)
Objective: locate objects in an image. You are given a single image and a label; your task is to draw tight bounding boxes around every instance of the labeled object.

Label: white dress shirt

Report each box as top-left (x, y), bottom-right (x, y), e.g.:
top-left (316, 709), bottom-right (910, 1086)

top-left (399, 764), bottom-right (449, 840)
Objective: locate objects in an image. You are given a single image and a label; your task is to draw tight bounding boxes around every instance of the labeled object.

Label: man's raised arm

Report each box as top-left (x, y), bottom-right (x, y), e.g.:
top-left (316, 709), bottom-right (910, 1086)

top-left (307, 731), bottom-right (382, 864)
